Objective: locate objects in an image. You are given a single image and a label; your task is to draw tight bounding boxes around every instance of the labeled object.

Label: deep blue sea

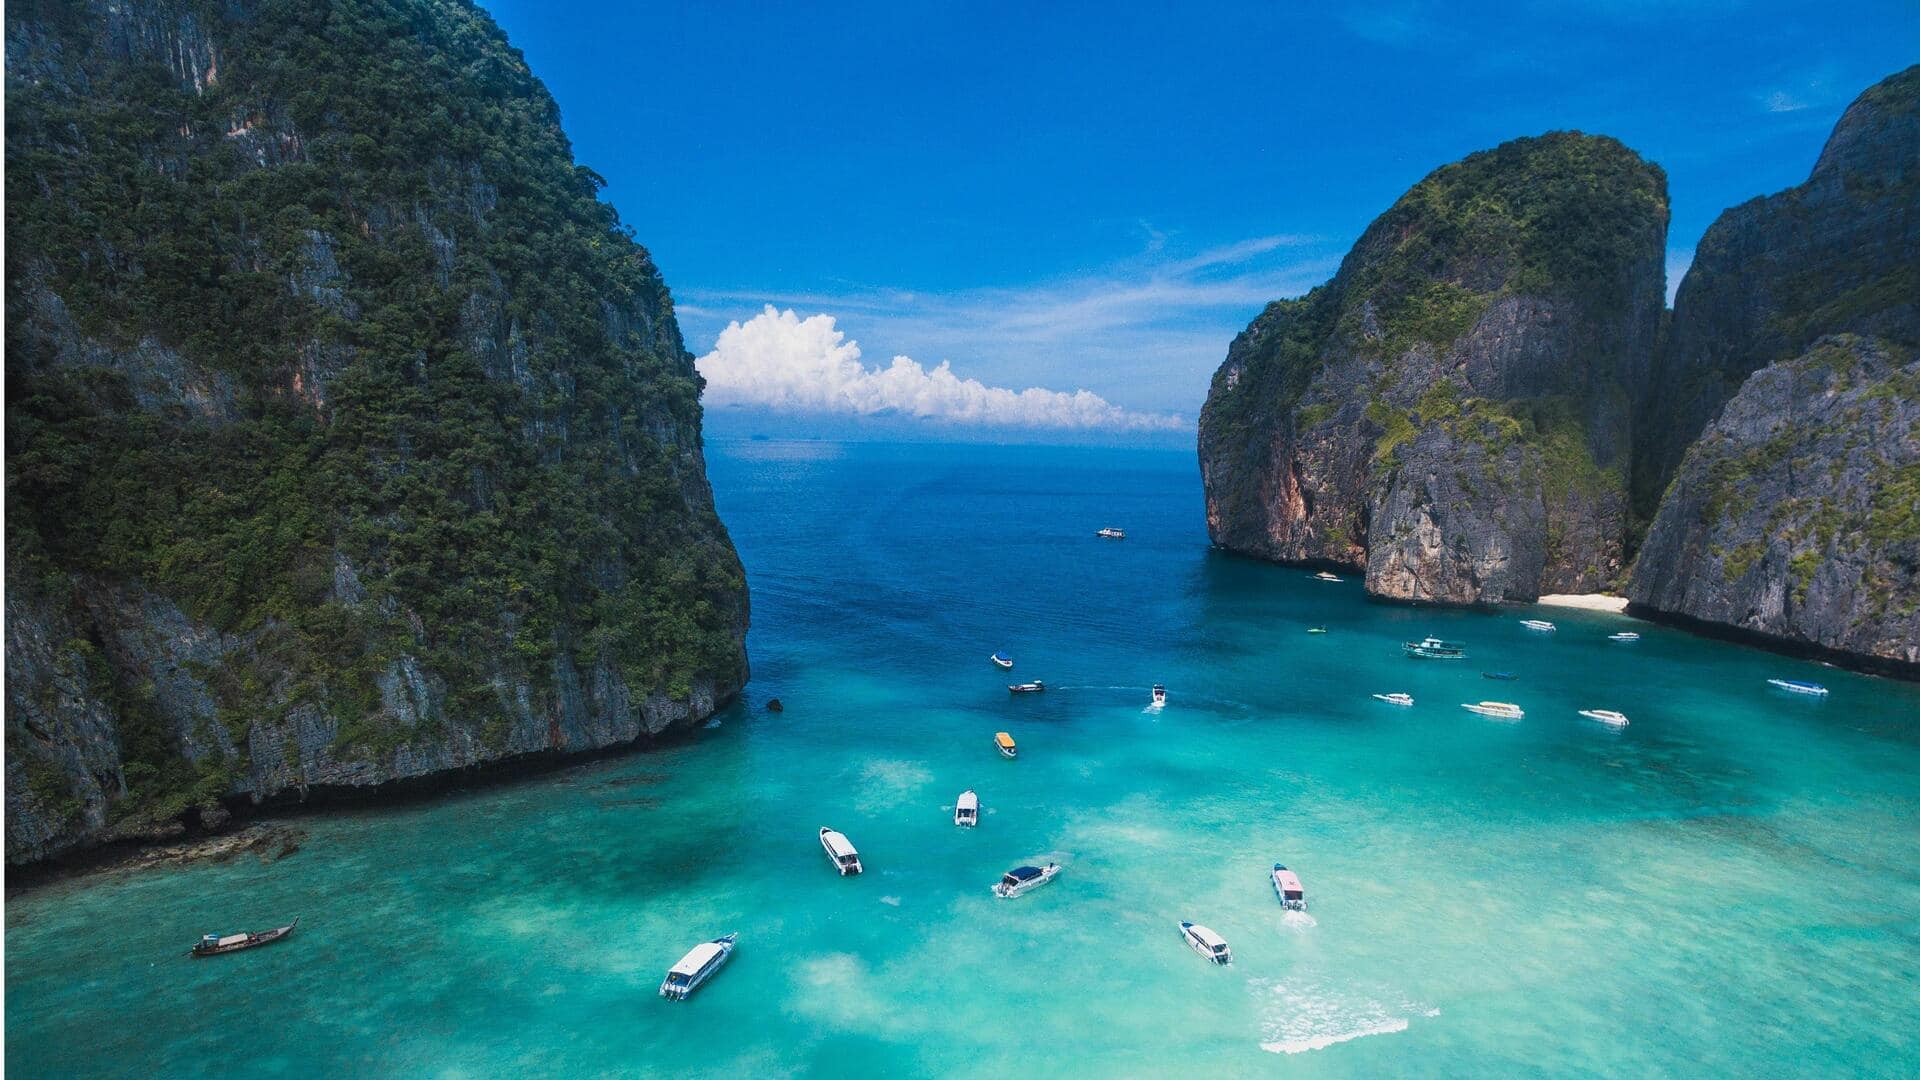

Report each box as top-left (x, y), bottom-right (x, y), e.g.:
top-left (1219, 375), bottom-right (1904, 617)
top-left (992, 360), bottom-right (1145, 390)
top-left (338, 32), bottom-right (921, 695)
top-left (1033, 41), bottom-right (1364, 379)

top-left (8, 439), bottom-right (1920, 1077)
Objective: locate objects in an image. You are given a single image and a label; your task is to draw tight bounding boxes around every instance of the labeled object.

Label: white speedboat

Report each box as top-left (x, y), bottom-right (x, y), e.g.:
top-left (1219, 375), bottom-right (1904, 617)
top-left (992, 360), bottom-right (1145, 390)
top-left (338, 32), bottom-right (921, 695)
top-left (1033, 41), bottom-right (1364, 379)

top-left (1520, 619), bottom-right (1556, 633)
top-left (1579, 709), bottom-right (1629, 726)
top-left (1313, 571), bottom-right (1342, 582)
top-left (1272, 864), bottom-right (1306, 910)
top-left (1179, 922), bottom-right (1232, 964)
top-left (1372, 692), bottom-right (1414, 707)
top-left (1150, 683), bottom-right (1167, 707)
top-left (1096, 527), bottom-right (1126, 540)
top-left (1768, 678), bottom-right (1829, 696)
top-left (990, 651), bottom-right (1014, 670)
top-left (954, 789), bottom-right (979, 827)
top-left (1007, 681), bottom-right (1045, 694)
top-left (992, 862), bottom-right (1060, 898)
top-left (659, 933), bottom-right (736, 1000)
top-left (1461, 701), bottom-right (1524, 719)
top-left (1609, 631), bottom-right (1641, 643)
top-left (819, 827), bottom-right (863, 875)
top-left (1404, 636), bottom-right (1467, 659)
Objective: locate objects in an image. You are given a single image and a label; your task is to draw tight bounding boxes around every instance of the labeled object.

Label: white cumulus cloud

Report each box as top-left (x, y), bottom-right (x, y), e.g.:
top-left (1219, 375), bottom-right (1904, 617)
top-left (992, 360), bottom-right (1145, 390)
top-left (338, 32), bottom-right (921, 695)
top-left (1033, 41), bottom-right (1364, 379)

top-left (696, 306), bottom-right (1186, 432)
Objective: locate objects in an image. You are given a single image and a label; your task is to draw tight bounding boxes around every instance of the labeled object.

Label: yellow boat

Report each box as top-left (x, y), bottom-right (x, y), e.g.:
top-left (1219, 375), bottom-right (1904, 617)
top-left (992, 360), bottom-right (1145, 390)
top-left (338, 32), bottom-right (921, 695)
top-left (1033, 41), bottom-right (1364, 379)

top-left (995, 731), bottom-right (1017, 759)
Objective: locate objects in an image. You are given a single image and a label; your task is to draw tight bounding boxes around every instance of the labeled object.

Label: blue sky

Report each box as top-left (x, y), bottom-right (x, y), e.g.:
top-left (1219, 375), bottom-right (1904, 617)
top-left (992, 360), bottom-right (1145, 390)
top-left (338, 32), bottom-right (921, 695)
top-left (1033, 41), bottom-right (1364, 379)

top-left (480, 0), bottom-right (1916, 438)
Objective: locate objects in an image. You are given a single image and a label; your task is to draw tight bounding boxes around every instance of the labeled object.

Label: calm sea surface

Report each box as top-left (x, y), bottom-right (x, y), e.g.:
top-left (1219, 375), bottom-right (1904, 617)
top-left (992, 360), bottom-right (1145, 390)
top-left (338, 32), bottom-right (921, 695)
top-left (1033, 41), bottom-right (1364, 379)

top-left (8, 439), bottom-right (1920, 1077)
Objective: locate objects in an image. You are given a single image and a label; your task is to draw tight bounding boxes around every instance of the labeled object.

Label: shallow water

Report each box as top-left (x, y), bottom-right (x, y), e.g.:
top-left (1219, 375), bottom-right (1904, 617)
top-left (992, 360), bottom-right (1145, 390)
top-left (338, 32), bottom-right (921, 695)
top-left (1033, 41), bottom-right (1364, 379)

top-left (9, 439), bottom-right (1920, 1077)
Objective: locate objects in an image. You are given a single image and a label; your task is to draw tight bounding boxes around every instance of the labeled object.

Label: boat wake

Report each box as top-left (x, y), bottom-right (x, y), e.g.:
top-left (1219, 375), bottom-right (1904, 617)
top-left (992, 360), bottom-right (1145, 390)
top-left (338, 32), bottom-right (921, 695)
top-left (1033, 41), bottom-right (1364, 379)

top-left (1249, 975), bottom-right (1433, 1055)
top-left (1281, 910), bottom-right (1317, 931)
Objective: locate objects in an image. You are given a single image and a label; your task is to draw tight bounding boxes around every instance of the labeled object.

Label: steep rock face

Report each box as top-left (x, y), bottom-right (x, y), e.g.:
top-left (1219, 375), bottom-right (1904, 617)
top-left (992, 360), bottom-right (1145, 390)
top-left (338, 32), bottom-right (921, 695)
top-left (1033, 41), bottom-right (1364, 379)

top-left (1628, 336), bottom-right (1919, 672)
top-left (1627, 67), bottom-right (1920, 673)
top-left (5, 0), bottom-right (748, 863)
top-left (1199, 133), bottom-right (1667, 603)
top-left (1633, 65), bottom-right (1920, 516)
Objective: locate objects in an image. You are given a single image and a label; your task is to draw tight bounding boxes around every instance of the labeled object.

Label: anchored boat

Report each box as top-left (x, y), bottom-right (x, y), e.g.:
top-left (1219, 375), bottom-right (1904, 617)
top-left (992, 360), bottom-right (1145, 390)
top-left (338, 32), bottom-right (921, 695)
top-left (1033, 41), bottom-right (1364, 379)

top-left (1096, 527), bottom-right (1126, 539)
top-left (1461, 701), bottom-right (1525, 719)
top-left (1313, 571), bottom-right (1343, 582)
top-left (1768, 678), bottom-right (1829, 696)
top-left (1520, 619), bottom-right (1556, 633)
top-left (1609, 631), bottom-right (1641, 643)
top-left (659, 933), bottom-right (737, 1000)
top-left (992, 862), bottom-right (1061, 898)
top-left (191, 917), bottom-right (299, 957)
top-left (954, 789), bottom-right (979, 827)
top-left (1007, 681), bottom-right (1045, 694)
top-left (1179, 922), bottom-right (1233, 964)
top-left (1579, 709), bottom-right (1630, 726)
top-left (1372, 692), bottom-right (1413, 706)
top-left (995, 731), bottom-right (1018, 759)
top-left (1272, 865), bottom-right (1306, 910)
top-left (990, 651), bottom-right (1014, 670)
top-left (819, 827), bottom-right (863, 875)
top-left (1404, 636), bottom-right (1467, 659)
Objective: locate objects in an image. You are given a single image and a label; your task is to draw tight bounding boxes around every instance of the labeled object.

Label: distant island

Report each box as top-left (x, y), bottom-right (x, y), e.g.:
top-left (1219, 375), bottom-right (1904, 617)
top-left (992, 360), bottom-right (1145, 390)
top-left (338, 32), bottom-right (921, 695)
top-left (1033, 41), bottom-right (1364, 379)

top-left (1198, 65), bottom-right (1918, 679)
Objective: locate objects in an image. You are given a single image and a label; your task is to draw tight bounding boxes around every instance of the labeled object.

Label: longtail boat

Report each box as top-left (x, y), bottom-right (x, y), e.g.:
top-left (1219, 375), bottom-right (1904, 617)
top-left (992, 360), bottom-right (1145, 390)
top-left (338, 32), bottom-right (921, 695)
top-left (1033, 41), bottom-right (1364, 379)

top-left (191, 916), bottom-right (299, 957)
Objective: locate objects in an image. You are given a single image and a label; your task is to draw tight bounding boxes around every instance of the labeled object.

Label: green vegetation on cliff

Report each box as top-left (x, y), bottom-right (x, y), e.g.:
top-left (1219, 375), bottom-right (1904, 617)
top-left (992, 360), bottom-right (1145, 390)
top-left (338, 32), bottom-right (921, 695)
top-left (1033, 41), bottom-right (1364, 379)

top-left (6, 0), bottom-right (746, 829)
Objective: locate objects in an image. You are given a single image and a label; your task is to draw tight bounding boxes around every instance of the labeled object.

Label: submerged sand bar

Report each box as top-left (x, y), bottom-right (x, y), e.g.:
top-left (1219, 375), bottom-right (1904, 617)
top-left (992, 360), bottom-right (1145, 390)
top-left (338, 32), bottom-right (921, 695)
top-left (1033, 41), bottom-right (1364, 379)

top-left (1535, 594), bottom-right (1631, 613)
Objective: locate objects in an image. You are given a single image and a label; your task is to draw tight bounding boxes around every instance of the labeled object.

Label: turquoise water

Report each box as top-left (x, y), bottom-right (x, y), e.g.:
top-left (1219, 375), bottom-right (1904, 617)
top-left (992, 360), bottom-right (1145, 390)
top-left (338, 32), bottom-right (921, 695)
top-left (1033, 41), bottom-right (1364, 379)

top-left (9, 439), bottom-right (1920, 1077)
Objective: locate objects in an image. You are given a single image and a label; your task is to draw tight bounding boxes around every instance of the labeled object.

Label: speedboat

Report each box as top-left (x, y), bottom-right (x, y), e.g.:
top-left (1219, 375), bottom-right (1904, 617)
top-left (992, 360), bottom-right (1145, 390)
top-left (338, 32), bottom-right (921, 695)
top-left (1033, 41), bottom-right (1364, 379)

top-left (990, 651), bottom-right (1014, 670)
top-left (1579, 709), bottom-right (1630, 726)
top-left (1179, 922), bottom-right (1233, 964)
top-left (1272, 865), bottom-right (1306, 910)
top-left (1096, 527), bottom-right (1126, 540)
top-left (1520, 619), bottom-right (1556, 633)
top-left (954, 789), bottom-right (979, 827)
top-left (1372, 692), bottom-right (1413, 706)
top-left (1151, 684), bottom-right (1167, 707)
top-left (819, 827), bottom-right (863, 875)
top-left (659, 933), bottom-right (737, 1000)
top-left (1007, 681), bottom-right (1045, 694)
top-left (1461, 701), bottom-right (1524, 719)
top-left (1482, 671), bottom-right (1518, 681)
top-left (1768, 678), bottom-right (1829, 696)
top-left (995, 731), bottom-right (1017, 759)
top-left (1404, 636), bottom-right (1467, 659)
top-left (1608, 631), bottom-right (1641, 643)
top-left (992, 862), bottom-right (1060, 898)
top-left (1307, 626), bottom-right (1328, 634)
top-left (1313, 571), bottom-right (1342, 582)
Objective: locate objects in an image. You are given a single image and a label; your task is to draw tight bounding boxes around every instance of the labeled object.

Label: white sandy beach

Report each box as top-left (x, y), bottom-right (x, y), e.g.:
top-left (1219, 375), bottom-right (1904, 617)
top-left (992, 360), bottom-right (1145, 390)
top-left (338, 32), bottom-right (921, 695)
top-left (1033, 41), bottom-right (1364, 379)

top-left (1535, 593), bottom-right (1631, 613)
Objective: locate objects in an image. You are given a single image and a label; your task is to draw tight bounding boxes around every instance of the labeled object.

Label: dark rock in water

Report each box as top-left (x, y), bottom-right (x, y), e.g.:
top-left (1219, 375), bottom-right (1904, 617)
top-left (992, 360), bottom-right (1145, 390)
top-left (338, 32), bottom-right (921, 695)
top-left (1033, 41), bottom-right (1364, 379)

top-left (198, 806), bottom-right (232, 832)
top-left (1634, 65), bottom-right (1920, 517)
top-left (1629, 335), bottom-right (1920, 674)
top-left (1199, 132), bottom-right (1667, 603)
top-left (1628, 66), bottom-right (1920, 676)
top-left (766, 698), bottom-right (785, 713)
top-left (3, 0), bottom-right (750, 866)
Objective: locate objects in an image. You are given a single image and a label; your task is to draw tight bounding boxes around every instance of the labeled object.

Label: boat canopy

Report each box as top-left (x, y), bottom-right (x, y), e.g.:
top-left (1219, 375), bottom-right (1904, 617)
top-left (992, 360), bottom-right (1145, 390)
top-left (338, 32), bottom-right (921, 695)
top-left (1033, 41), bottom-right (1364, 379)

top-left (1274, 867), bottom-right (1303, 891)
top-left (1006, 865), bottom-right (1043, 882)
top-left (995, 732), bottom-right (1016, 749)
top-left (215, 933), bottom-right (249, 947)
top-left (957, 790), bottom-right (978, 810)
top-left (992, 651), bottom-right (1011, 662)
top-left (669, 942), bottom-right (724, 978)
top-left (821, 830), bottom-right (858, 859)
top-left (1186, 923), bottom-right (1228, 949)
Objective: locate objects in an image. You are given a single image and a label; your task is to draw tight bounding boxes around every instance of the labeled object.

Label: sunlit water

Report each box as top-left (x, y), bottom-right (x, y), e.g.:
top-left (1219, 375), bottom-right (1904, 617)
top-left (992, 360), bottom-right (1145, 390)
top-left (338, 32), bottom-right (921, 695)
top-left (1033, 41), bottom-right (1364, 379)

top-left (9, 439), bottom-right (1920, 1077)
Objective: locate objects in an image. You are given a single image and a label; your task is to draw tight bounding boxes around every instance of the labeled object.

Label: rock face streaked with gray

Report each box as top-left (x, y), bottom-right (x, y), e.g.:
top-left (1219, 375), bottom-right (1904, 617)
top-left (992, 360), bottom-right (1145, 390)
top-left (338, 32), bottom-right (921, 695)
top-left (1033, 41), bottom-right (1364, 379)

top-left (1628, 336), bottom-right (1918, 673)
top-left (5, 1), bottom-right (748, 864)
top-left (1627, 67), bottom-right (1920, 674)
top-left (1199, 132), bottom-right (1667, 604)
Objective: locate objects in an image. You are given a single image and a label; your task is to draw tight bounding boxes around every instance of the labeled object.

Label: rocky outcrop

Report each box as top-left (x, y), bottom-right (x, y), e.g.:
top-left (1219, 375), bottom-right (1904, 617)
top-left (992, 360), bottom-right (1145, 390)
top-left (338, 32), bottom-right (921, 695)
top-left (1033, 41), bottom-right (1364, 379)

top-left (5, 0), bottom-right (748, 863)
top-left (1633, 65), bottom-right (1920, 516)
top-left (1628, 336), bottom-right (1919, 674)
top-left (1627, 67), bottom-right (1920, 674)
top-left (1199, 133), bottom-right (1668, 603)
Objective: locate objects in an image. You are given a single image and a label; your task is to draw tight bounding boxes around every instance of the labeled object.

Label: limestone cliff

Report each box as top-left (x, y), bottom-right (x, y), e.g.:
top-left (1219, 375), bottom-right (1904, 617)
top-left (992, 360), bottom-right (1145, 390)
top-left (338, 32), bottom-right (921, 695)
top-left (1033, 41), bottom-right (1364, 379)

top-left (5, 0), bottom-right (749, 864)
top-left (1628, 67), bottom-right (1920, 674)
top-left (1199, 133), bottom-right (1667, 603)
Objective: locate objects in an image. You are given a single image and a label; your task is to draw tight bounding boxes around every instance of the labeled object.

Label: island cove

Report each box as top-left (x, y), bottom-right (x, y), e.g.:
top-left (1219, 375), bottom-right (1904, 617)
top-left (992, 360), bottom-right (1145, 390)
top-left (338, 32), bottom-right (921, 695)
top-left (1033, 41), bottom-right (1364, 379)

top-left (9, 439), bottom-right (1920, 1075)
